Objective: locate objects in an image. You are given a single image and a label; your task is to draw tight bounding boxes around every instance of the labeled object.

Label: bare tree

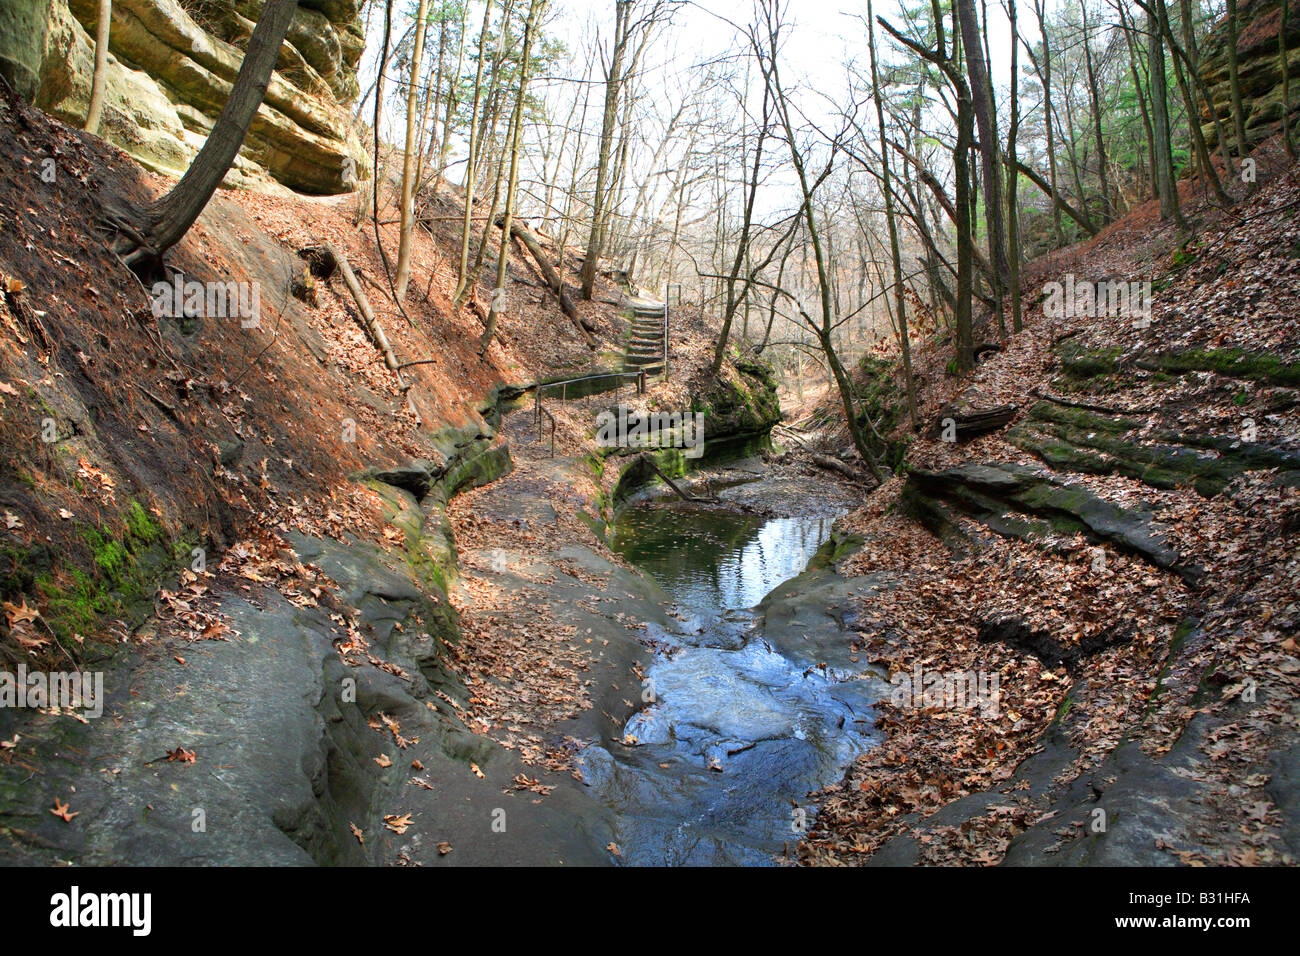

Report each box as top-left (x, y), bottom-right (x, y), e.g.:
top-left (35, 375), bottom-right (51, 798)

top-left (395, 0), bottom-right (431, 299)
top-left (760, 1), bottom-right (885, 480)
top-left (482, 0), bottom-right (547, 351)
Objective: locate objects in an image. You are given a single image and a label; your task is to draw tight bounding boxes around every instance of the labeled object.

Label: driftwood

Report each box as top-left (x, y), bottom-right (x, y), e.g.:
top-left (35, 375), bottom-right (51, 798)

top-left (772, 424), bottom-right (813, 450)
top-left (640, 455), bottom-right (717, 503)
top-left (929, 404), bottom-right (1018, 441)
top-left (493, 215), bottom-right (596, 340)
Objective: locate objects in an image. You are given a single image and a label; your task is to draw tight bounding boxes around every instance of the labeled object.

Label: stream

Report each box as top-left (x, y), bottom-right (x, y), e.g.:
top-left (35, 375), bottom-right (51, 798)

top-left (576, 478), bottom-right (881, 865)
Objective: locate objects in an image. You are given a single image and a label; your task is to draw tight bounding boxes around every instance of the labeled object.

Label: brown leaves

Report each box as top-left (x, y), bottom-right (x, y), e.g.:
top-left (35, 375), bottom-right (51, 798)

top-left (3, 598), bottom-right (47, 651)
top-left (75, 459), bottom-right (115, 499)
top-left (383, 813), bottom-right (413, 835)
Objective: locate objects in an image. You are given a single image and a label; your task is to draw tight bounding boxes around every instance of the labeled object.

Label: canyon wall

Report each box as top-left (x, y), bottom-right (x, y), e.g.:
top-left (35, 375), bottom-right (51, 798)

top-left (0, 0), bottom-right (369, 193)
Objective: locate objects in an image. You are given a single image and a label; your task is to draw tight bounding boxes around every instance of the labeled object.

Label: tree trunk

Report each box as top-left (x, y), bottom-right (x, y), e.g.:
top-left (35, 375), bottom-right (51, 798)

top-left (580, 0), bottom-right (632, 300)
top-left (1118, 1), bottom-right (1158, 200)
top-left (453, 0), bottom-right (498, 305)
top-left (1079, 0), bottom-right (1112, 222)
top-left (84, 0), bottom-right (111, 135)
top-left (394, 0), bottom-right (430, 300)
top-left (1284, 0), bottom-right (1296, 159)
top-left (1225, 0), bottom-right (1249, 160)
top-left (1006, 0), bottom-right (1023, 334)
top-left (954, 88), bottom-right (975, 372)
top-left (868, 0), bottom-right (918, 424)
top-left (1146, 8), bottom-right (1183, 223)
top-left (482, 0), bottom-right (545, 351)
top-left (956, 0), bottom-right (1008, 339)
top-left (1154, 0), bottom-right (1231, 206)
top-left (1033, 0), bottom-right (1064, 245)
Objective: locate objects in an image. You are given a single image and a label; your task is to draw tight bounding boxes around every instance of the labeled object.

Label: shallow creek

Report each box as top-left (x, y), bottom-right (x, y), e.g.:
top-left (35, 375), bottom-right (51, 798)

top-left (576, 478), bottom-right (881, 865)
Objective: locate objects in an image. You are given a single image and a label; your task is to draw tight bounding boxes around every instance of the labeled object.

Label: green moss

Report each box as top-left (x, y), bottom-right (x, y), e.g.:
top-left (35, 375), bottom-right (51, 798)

top-left (24, 498), bottom-right (178, 646)
top-left (830, 532), bottom-right (865, 563)
top-left (1026, 401), bottom-right (1143, 435)
top-left (124, 500), bottom-right (162, 543)
top-left (1008, 401), bottom-right (1284, 497)
top-left (1143, 348), bottom-right (1300, 387)
top-left (1056, 340), bottom-right (1122, 380)
top-left (1047, 691), bottom-right (1075, 731)
top-left (405, 547), bottom-right (450, 596)
top-left (853, 356), bottom-right (908, 468)
top-left (1169, 244), bottom-right (1198, 270)
top-left (1147, 618), bottom-right (1199, 717)
top-left (85, 529), bottom-right (128, 580)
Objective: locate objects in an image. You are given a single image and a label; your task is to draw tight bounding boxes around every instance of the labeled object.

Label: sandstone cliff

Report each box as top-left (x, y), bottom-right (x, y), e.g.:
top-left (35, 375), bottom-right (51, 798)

top-left (0, 0), bottom-right (369, 193)
top-left (1201, 0), bottom-right (1300, 153)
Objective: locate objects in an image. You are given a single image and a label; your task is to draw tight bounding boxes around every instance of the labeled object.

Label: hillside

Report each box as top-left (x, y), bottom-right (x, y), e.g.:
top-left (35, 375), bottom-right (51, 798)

top-left (791, 136), bottom-right (1300, 866)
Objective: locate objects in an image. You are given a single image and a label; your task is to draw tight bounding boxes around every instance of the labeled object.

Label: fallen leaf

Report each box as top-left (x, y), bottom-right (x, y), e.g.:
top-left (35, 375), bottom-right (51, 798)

top-left (384, 813), bottom-right (413, 835)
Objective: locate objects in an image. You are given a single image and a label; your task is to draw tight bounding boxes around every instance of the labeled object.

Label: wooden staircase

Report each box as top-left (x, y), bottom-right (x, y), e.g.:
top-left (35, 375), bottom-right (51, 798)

top-left (623, 300), bottom-right (667, 378)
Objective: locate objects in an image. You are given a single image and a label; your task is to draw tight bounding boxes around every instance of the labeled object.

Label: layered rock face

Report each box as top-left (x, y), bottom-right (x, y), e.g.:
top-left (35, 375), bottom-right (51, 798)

top-left (1201, 0), bottom-right (1300, 153)
top-left (0, 0), bottom-right (368, 194)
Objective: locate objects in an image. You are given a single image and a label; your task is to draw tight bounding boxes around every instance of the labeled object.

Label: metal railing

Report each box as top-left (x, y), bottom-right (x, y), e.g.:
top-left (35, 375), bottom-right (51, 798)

top-left (532, 369), bottom-right (647, 457)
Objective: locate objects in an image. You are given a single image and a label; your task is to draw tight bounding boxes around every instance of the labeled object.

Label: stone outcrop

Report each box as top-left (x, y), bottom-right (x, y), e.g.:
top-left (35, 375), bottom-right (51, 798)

top-left (0, 0), bottom-right (368, 193)
top-left (1200, 0), bottom-right (1300, 153)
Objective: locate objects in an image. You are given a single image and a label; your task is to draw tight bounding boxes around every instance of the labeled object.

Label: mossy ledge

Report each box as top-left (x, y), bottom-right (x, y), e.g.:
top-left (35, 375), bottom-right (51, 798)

top-left (2, 498), bottom-right (195, 662)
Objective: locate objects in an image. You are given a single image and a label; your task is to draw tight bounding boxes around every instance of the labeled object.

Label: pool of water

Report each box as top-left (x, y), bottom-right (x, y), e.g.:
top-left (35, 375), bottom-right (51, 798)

top-left (580, 494), bottom-right (878, 865)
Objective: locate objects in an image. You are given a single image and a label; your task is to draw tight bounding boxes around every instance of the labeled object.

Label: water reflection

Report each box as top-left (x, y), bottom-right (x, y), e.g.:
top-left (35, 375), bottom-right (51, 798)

top-left (589, 499), bottom-right (874, 865)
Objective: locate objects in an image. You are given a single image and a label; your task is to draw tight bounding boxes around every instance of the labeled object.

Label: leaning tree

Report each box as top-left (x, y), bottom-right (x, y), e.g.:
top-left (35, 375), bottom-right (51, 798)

top-left (107, 0), bottom-right (298, 274)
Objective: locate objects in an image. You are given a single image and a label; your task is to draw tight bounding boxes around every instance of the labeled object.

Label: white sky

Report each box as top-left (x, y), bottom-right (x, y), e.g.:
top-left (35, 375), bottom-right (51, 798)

top-left (362, 0), bottom-right (1044, 141)
top-left (547, 0), bottom-right (1025, 103)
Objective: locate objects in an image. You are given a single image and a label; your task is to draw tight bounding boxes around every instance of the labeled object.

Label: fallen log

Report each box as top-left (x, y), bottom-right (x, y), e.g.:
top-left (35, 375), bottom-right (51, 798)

top-left (773, 424), bottom-right (813, 451)
top-left (811, 453), bottom-right (873, 483)
top-left (493, 215), bottom-right (596, 341)
top-left (929, 404), bottom-right (1018, 441)
top-left (325, 242), bottom-right (404, 380)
